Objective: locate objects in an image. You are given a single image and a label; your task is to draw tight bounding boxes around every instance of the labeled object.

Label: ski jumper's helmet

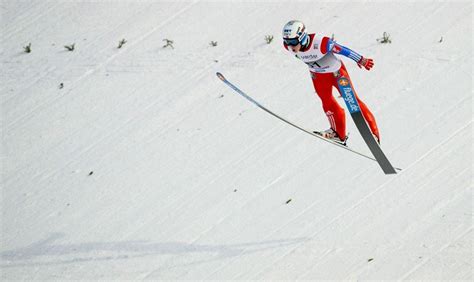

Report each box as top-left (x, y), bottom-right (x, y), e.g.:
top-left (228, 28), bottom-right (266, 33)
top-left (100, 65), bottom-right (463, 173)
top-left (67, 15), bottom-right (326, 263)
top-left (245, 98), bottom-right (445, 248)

top-left (282, 20), bottom-right (309, 47)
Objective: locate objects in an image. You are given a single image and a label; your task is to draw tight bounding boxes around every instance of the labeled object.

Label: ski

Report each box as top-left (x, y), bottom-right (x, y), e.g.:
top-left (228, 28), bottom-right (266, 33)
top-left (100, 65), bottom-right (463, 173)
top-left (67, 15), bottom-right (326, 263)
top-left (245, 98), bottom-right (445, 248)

top-left (216, 72), bottom-right (401, 172)
top-left (335, 75), bottom-right (398, 174)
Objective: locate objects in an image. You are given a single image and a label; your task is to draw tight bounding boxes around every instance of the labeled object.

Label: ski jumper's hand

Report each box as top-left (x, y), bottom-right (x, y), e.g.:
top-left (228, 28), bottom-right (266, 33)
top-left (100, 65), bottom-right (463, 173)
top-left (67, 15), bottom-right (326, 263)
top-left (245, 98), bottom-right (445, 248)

top-left (357, 57), bottom-right (374, 70)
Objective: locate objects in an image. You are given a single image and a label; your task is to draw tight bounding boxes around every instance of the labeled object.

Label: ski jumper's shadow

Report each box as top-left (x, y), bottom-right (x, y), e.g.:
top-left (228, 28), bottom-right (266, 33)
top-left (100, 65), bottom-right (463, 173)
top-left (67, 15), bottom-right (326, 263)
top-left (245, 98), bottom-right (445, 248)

top-left (1, 232), bottom-right (308, 269)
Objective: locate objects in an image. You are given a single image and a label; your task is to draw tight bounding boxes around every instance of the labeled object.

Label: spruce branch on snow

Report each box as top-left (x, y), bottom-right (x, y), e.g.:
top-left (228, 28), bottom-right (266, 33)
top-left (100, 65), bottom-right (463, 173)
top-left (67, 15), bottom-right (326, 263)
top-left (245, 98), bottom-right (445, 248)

top-left (64, 43), bottom-right (75, 51)
top-left (118, 39), bottom-right (127, 48)
top-left (23, 43), bottom-right (32, 53)
top-left (265, 35), bottom-right (274, 44)
top-left (376, 32), bottom-right (392, 44)
top-left (162, 39), bottom-right (174, 49)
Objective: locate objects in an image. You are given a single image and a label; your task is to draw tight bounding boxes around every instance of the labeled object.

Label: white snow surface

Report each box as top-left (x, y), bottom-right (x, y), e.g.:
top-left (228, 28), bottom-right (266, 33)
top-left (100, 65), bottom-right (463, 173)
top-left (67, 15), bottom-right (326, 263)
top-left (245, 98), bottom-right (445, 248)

top-left (1, 1), bottom-right (472, 280)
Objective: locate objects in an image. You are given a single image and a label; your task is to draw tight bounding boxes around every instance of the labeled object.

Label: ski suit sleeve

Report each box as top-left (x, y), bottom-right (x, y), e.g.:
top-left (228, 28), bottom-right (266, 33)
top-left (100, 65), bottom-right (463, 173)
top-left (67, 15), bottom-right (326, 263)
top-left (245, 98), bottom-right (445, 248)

top-left (321, 37), bottom-right (363, 63)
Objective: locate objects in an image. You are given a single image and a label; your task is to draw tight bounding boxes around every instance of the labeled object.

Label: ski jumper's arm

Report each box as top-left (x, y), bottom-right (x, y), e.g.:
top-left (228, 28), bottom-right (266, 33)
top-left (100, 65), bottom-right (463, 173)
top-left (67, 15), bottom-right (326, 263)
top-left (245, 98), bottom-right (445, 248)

top-left (321, 37), bottom-right (374, 70)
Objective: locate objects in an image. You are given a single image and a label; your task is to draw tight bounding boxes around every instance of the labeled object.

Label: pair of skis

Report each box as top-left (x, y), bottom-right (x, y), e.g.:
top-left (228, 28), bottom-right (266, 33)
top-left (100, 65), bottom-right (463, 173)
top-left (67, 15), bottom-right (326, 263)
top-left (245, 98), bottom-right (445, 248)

top-left (216, 72), bottom-right (400, 174)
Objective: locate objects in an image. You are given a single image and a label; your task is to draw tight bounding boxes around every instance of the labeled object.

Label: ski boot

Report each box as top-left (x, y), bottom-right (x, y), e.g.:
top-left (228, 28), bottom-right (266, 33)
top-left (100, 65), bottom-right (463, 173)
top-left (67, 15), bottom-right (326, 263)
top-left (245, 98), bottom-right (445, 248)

top-left (314, 128), bottom-right (348, 146)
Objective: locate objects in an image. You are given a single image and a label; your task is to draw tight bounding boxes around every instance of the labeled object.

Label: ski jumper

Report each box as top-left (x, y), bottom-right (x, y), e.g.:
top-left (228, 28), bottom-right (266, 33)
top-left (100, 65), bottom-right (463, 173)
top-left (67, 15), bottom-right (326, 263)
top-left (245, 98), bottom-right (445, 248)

top-left (284, 34), bottom-right (379, 141)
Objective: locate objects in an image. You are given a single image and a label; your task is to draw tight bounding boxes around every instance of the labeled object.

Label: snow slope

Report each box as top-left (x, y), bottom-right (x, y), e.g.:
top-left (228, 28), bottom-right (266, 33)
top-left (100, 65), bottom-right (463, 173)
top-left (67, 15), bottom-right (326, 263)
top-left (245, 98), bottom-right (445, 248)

top-left (1, 1), bottom-right (472, 280)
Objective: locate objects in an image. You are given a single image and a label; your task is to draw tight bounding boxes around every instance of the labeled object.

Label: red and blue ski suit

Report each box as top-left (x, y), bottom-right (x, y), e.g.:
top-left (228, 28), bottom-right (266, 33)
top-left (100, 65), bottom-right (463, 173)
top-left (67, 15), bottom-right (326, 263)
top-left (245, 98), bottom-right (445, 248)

top-left (284, 34), bottom-right (379, 141)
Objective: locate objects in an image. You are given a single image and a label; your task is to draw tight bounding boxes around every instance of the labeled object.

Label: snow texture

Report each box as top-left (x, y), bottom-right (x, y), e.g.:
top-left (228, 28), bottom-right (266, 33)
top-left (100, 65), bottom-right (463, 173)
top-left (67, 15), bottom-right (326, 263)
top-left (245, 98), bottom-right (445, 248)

top-left (1, 1), bottom-right (472, 280)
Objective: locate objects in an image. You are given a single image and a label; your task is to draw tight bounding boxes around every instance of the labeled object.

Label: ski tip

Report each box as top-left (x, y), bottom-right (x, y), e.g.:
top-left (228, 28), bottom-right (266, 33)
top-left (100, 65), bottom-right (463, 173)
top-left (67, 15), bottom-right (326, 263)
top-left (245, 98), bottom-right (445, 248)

top-left (216, 72), bottom-right (225, 81)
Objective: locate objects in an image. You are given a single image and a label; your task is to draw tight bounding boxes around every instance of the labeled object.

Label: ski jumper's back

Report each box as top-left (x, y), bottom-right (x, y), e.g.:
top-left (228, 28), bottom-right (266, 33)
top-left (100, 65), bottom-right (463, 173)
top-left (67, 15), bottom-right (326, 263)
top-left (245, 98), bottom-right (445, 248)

top-left (283, 33), bottom-right (365, 74)
top-left (284, 34), bottom-right (341, 73)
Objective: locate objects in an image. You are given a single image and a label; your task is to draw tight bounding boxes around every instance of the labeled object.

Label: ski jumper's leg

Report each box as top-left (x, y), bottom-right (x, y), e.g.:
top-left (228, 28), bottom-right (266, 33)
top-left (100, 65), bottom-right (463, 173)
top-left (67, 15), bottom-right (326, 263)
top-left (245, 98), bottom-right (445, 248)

top-left (311, 71), bottom-right (346, 140)
top-left (336, 64), bottom-right (380, 141)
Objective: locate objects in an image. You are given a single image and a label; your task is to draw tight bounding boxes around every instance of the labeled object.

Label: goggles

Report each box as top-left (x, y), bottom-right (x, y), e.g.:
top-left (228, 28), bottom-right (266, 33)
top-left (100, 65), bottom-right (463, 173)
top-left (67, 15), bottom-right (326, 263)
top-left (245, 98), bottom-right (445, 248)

top-left (283, 37), bottom-right (300, 46)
